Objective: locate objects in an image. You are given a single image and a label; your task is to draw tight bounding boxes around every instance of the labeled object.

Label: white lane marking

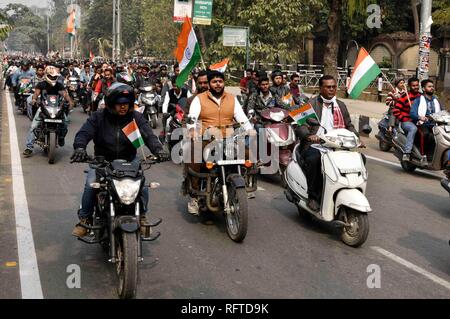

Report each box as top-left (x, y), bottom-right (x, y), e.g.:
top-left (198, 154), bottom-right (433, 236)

top-left (366, 155), bottom-right (443, 179)
top-left (372, 246), bottom-right (450, 291)
top-left (6, 93), bottom-right (43, 299)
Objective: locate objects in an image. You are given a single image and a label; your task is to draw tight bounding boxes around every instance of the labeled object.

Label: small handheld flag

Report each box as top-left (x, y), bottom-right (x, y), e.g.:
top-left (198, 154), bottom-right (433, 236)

top-left (289, 103), bottom-right (318, 126)
top-left (122, 119), bottom-right (145, 149)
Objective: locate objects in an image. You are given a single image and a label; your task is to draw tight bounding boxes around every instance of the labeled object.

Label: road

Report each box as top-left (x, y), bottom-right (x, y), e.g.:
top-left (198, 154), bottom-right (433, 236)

top-left (1, 88), bottom-right (449, 299)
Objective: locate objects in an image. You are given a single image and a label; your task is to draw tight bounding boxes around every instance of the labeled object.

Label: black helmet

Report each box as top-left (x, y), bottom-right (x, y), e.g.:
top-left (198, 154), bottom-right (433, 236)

top-left (271, 70), bottom-right (283, 80)
top-left (21, 59), bottom-right (31, 67)
top-left (104, 83), bottom-right (135, 114)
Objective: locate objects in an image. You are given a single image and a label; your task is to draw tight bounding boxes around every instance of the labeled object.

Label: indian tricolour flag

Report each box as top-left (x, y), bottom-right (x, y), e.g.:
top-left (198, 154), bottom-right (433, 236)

top-left (66, 9), bottom-right (76, 37)
top-left (348, 48), bottom-right (381, 99)
top-left (210, 58), bottom-right (229, 73)
top-left (122, 119), bottom-right (145, 149)
top-left (174, 17), bottom-right (202, 88)
top-left (289, 103), bottom-right (318, 126)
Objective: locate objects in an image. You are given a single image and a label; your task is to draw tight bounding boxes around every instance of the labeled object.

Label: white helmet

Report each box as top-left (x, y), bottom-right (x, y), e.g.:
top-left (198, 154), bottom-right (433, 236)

top-left (44, 66), bottom-right (61, 87)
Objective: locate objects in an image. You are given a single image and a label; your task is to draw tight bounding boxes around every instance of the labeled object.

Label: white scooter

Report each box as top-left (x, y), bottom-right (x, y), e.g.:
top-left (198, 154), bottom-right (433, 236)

top-left (284, 120), bottom-right (373, 247)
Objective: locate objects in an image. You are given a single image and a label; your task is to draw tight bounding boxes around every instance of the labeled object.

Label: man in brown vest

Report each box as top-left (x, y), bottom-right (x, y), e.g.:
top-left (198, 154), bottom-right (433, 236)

top-left (184, 71), bottom-right (254, 215)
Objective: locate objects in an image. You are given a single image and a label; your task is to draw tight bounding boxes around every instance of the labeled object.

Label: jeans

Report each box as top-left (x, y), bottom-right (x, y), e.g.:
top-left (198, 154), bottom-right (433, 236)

top-left (25, 109), bottom-right (69, 150)
top-left (78, 162), bottom-right (150, 220)
top-left (401, 121), bottom-right (418, 154)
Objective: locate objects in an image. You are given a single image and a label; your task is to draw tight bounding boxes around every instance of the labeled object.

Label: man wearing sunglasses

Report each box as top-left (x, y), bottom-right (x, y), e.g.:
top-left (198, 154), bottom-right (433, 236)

top-left (296, 75), bottom-right (363, 212)
top-left (23, 66), bottom-right (74, 157)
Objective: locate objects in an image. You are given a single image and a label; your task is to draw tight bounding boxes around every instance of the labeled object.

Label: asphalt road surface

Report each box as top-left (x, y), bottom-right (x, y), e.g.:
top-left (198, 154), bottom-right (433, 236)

top-left (1, 89), bottom-right (449, 299)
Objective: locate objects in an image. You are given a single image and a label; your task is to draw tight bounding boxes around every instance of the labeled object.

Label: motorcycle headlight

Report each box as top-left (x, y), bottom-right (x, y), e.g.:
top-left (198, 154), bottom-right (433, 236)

top-left (113, 179), bottom-right (141, 205)
top-left (46, 106), bottom-right (58, 119)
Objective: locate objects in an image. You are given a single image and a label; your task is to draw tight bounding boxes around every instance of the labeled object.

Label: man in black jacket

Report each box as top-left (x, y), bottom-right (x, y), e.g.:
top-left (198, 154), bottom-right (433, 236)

top-left (296, 75), bottom-right (363, 212)
top-left (70, 83), bottom-right (170, 237)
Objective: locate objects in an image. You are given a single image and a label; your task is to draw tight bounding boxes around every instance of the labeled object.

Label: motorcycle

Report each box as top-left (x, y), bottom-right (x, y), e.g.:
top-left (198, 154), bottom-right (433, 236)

top-left (34, 94), bottom-right (67, 164)
top-left (392, 111), bottom-right (450, 173)
top-left (138, 83), bottom-right (160, 129)
top-left (257, 107), bottom-right (296, 187)
top-left (164, 99), bottom-right (187, 154)
top-left (375, 112), bottom-right (394, 152)
top-left (66, 76), bottom-right (81, 108)
top-left (17, 77), bottom-right (34, 115)
top-left (183, 124), bottom-right (258, 243)
top-left (79, 83), bottom-right (91, 113)
top-left (73, 156), bottom-right (162, 299)
top-left (284, 120), bottom-right (373, 247)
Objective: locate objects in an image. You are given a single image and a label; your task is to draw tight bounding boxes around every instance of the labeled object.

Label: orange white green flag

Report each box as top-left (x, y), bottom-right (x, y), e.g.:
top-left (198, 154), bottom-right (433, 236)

top-left (289, 103), bottom-right (318, 126)
top-left (173, 17), bottom-right (202, 88)
top-left (66, 9), bottom-right (76, 37)
top-left (348, 48), bottom-right (381, 99)
top-left (210, 58), bottom-right (229, 73)
top-left (122, 119), bottom-right (145, 149)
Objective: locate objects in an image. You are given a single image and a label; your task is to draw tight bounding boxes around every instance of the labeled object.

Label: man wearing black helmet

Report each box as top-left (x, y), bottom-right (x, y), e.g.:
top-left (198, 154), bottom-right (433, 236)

top-left (11, 59), bottom-right (36, 106)
top-left (70, 83), bottom-right (170, 237)
top-left (270, 69), bottom-right (291, 109)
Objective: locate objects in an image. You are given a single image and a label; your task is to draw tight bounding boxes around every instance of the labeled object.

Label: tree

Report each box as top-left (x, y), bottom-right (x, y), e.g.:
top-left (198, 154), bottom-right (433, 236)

top-left (1, 4), bottom-right (47, 53)
top-left (323, 0), bottom-right (372, 78)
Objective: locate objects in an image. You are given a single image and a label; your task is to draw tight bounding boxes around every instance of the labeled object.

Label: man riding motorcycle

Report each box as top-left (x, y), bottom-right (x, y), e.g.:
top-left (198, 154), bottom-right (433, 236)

top-left (410, 79), bottom-right (446, 156)
top-left (393, 77), bottom-right (422, 161)
top-left (12, 59), bottom-right (36, 106)
top-left (70, 83), bottom-right (170, 237)
top-left (295, 75), bottom-right (364, 212)
top-left (162, 76), bottom-right (192, 136)
top-left (184, 71), bottom-right (254, 215)
top-left (23, 66), bottom-right (74, 157)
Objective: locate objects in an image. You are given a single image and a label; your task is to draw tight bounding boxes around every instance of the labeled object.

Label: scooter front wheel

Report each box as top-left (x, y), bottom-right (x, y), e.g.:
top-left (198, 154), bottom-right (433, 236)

top-left (339, 207), bottom-right (369, 248)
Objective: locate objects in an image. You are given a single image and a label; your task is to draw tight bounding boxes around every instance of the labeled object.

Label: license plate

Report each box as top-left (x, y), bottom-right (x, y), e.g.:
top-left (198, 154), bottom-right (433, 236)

top-left (217, 159), bottom-right (246, 165)
top-left (44, 119), bottom-right (63, 123)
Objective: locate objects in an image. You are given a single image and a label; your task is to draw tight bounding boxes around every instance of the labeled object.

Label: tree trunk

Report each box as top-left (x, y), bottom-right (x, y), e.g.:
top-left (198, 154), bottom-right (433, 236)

top-left (411, 0), bottom-right (420, 41)
top-left (323, 0), bottom-right (342, 79)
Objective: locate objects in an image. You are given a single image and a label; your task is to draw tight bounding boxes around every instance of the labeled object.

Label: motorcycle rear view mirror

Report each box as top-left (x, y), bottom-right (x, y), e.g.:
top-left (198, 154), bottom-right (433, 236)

top-left (361, 124), bottom-right (372, 135)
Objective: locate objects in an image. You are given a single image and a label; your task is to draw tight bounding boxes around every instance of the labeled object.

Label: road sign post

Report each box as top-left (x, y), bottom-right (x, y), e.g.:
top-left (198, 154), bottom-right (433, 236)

top-left (223, 26), bottom-right (250, 68)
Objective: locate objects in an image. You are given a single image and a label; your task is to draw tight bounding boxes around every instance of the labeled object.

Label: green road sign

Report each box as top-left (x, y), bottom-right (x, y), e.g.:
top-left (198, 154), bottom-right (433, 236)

top-left (193, 0), bottom-right (213, 25)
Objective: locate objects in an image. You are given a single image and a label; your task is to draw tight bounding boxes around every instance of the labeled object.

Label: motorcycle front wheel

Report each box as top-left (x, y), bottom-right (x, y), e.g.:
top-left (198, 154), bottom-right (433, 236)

top-left (150, 114), bottom-right (157, 129)
top-left (225, 185), bottom-right (248, 243)
top-left (339, 207), bottom-right (369, 247)
top-left (48, 132), bottom-right (57, 164)
top-left (115, 232), bottom-right (138, 299)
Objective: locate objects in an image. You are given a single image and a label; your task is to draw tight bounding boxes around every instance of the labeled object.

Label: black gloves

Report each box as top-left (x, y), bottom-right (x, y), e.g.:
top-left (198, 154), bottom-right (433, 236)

top-left (156, 149), bottom-right (170, 162)
top-left (70, 148), bottom-right (88, 163)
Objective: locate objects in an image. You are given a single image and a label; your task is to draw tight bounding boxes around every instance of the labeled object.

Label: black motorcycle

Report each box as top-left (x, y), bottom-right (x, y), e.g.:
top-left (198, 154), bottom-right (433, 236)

top-left (66, 76), bottom-right (81, 108)
top-left (183, 124), bottom-right (258, 243)
top-left (164, 99), bottom-right (187, 154)
top-left (34, 94), bottom-right (67, 164)
top-left (375, 112), bottom-right (394, 152)
top-left (73, 156), bottom-right (162, 299)
top-left (17, 77), bottom-right (34, 116)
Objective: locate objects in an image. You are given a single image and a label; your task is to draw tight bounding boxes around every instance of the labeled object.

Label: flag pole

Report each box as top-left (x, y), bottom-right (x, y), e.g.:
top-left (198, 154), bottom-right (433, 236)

top-left (381, 71), bottom-right (396, 92)
top-left (187, 17), bottom-right (206, 70)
